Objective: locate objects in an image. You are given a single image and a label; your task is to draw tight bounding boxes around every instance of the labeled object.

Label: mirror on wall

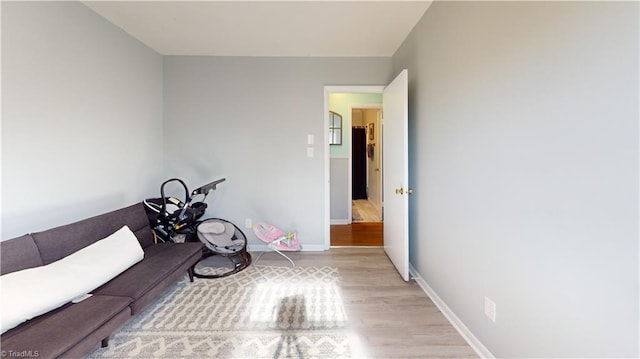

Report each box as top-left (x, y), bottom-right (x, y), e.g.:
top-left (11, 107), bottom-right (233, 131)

top-left (329, 111), bottom-right (342, 145)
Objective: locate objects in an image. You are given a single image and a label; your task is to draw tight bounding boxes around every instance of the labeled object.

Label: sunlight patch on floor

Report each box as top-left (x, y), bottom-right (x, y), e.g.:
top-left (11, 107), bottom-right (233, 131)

top-left (249, 280), bottom-right (348, 326)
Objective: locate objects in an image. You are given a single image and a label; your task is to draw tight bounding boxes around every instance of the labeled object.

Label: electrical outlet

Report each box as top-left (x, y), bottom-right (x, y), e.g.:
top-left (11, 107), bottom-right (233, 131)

top-left (484, 296), bottom-right (496, 322)
top-left (307, 147), bottom-right (314, 158)
top-left (245, 218), bottom-right (252, 229)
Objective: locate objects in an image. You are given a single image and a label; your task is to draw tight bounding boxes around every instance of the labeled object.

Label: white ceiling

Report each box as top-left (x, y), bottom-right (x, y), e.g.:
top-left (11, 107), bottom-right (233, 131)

top-left (83, 1), bottom-right (432, 57)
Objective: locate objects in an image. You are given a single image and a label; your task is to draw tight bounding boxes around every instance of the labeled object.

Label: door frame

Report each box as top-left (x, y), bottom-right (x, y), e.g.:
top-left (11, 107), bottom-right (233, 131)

top-left (323, 86), bottom-right (385, 250)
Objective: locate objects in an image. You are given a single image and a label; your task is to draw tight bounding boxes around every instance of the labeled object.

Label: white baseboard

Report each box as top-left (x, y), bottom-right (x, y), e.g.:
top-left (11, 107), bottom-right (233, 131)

top-left (409, 264), bottom-right (495, 359)
top-left (247, 244), bottom-right (326, 252)
top-left (330, 219), bottom-right (350, 225)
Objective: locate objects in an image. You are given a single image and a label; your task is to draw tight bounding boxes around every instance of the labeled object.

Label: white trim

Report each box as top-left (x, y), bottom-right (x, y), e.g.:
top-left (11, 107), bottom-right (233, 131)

top-left (330, 219), bottom-right (350, 225)
top-left (248, 244), bottom-right (326, 252)
top-left (324, 88), bottom-right (331, 250)
top-left (325, 86), bottom-right (385, 94)
top-left (409, 264), bottom-right (495, 359)
top-left (330, 246), bottom-right (383, 249)
top-left (324, 85), bottom-right (385, 251)
top-left (348, 107), bottom-right (352, 223)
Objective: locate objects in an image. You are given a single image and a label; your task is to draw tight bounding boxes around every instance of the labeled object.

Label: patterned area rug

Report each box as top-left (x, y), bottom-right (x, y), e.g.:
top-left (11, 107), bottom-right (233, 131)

top-left (88, 266), bottom-right (351, 359)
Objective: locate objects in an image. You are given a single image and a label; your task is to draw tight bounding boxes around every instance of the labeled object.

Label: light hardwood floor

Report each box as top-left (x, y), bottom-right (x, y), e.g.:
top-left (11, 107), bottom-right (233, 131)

top-left (352, 199), bottom-right (382, 222)
top-left (251, 248), bottom-right (478, 358)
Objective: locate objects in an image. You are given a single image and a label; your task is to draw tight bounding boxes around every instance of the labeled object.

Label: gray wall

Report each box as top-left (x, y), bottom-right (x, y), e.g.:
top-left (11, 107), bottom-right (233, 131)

top-left (1, 2), bottom-right (164, 239)
top-left (392, 1), bottom-right (639, 357)
top-left (330, 158), bottom-right (349, 221)
top-left (3, 2), bottom-right (637, 356)
top-left (163, 56), bottom-right (391, 249)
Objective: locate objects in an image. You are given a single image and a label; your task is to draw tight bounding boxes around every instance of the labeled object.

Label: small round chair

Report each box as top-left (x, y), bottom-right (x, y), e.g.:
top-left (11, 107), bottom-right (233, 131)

top-left (194, 218), bottom-right (252, 278)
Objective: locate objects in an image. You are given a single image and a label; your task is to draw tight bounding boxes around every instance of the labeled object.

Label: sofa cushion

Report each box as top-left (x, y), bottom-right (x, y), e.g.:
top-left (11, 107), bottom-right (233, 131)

top-left (93, 242), bottom-right (202, 308)
top-left (1, 295), bottom-right (132, 359)
top-left (32, 203), bottom-right (154, 265)
top-left (0, 234), bottom-right (43, 275)
top-left (0, 226), bottom-right (144, 334)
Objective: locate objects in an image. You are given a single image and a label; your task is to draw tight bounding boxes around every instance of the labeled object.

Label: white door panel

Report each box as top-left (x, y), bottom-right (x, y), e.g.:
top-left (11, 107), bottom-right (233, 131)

top-left (382, 69), bottom-right (409, 281)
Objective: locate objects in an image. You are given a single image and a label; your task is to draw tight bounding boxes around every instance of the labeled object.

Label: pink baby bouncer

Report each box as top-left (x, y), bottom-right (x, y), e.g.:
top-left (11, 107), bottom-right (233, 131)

top-left (252, 223), bottom-right (301, 267)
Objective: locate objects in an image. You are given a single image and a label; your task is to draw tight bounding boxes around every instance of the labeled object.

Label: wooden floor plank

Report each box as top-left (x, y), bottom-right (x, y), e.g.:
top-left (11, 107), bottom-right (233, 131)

top-left (250, 248), bottom-right (478, 358)
top-left (331, 222), bottom-right (383, 246)
top-left (352, 199), bottom-right (382, 222)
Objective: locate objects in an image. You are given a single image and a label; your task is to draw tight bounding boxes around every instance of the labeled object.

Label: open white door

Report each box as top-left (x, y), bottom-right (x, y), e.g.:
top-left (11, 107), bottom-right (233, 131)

top-left (382, 69), bottom-right (410, 281)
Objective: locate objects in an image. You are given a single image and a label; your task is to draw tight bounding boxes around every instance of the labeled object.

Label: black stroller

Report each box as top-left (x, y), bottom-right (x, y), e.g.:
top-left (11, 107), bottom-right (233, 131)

top-left (143, 178), bottom-right (251, 278)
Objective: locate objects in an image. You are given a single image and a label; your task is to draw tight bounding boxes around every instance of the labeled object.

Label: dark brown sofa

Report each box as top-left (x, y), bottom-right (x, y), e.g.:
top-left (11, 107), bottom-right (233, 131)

top-left (0, 203), bottom-right (203, 358)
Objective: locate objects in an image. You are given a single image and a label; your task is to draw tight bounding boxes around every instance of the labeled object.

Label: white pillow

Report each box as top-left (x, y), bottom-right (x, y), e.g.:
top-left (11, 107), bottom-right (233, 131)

top-left (0, 225), bottom-right (144, 334)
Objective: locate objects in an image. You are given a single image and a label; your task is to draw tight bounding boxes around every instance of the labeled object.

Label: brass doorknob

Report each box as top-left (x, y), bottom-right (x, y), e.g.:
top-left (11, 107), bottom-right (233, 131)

top-left (395, 187), bottom-right (413, 195)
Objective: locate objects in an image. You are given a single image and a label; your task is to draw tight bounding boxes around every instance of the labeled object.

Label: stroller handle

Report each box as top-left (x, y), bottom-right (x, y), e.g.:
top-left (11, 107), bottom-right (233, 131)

top-left (159, 178), bottom-right (190, 216)
top-left (192, 178), bottom-right (226, 196)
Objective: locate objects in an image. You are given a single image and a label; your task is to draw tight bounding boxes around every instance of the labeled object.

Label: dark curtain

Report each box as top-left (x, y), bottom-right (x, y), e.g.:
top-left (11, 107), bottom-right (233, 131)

top-left (352, 128), bottom-right (367, 199)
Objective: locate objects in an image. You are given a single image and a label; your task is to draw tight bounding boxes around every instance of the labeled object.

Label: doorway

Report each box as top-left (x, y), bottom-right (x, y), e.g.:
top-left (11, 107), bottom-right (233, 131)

top-left (352, 127), bottom-right (367, 200)
top-left (324, 88), bottom-right (384, 247)
top-left (351, 108), bottom-right (383, 224)
top-left (324, 70), bottom-right (409, 280)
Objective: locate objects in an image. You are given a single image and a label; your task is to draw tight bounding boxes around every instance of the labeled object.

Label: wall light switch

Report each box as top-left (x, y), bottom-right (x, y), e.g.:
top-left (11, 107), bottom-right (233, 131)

top-left (307, 134), bottom-right (314, 145)
top-left (307, 147), bottom-right (314, 158)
